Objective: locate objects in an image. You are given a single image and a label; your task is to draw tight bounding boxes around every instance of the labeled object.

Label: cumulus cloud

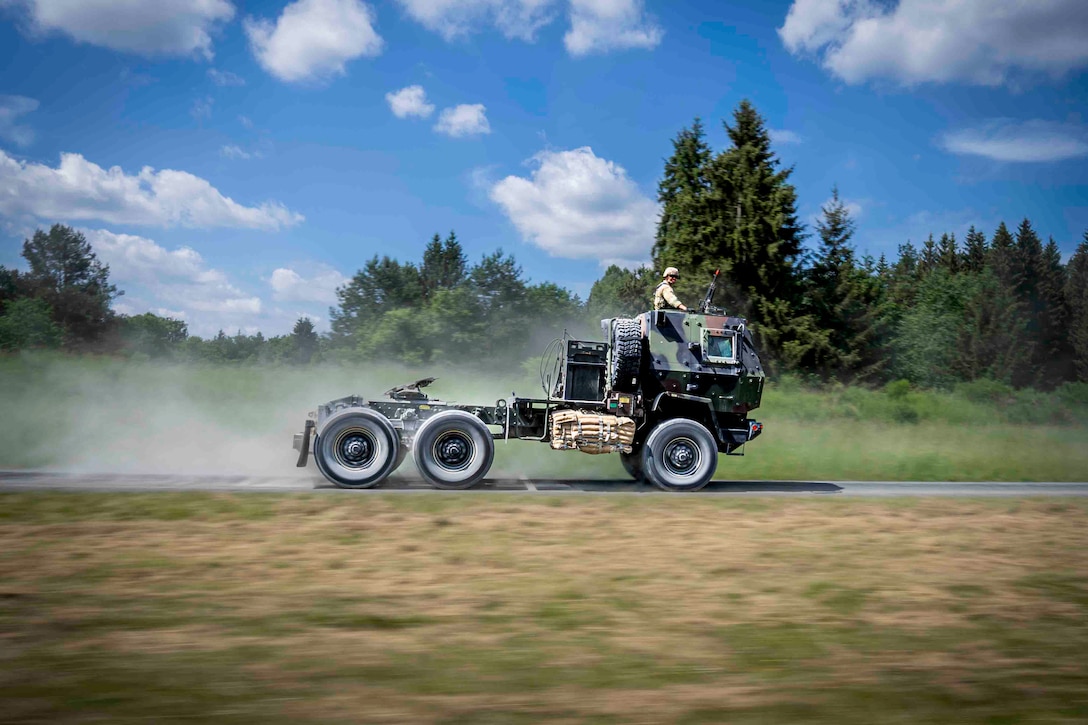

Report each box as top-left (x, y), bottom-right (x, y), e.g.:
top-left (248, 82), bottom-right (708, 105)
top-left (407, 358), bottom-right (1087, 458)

top-left (0, 149), bottom-right (303, 230)
top-left (9, 0), bottom-right (235, 59)
top-left (269, 266), bottom-right (349, 304)
top-left (490, 146), bottom-right (659, 266)
top-left (85, 228), bottom-right (262, 334)
top-left (778, 0), bottom-right (1088, 86)
top-left (394, 0), bottom-right (659, 54)
top-left (564, 0), bottom-right (662, 56)
top-left (207, 68), bottom-right (245, 86)
top-left (0, 95), bottom-right (38, 147)
top-left (434, 104), bottom-right (491, 137)
top-left (244, 0), bottom-right (383, 83)
top-left (385, 85), bottom-right (435, 119)
top-left (940, 119), bottom-right (1088, 163)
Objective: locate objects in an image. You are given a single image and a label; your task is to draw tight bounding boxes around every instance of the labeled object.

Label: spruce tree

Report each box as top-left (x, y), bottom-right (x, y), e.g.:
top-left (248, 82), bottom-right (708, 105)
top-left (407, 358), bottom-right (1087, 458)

top-left (653, 118), bottom-right (713, 280)
top-left (989, 222), bottom-right (1016, 289)
top-left (1066, 232), bottom-right (1088, 381)
top-left (938, 233), bottom-right (959, 274)
top-left (802, 187), bottom-right (886, 380)
top-left (962, 226), bottom-right (987, 273)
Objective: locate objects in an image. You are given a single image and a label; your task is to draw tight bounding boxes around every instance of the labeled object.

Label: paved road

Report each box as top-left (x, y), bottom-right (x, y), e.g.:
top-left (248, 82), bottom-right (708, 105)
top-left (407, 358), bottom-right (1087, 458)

top-left (1, 470), bottom-right (1086, 496)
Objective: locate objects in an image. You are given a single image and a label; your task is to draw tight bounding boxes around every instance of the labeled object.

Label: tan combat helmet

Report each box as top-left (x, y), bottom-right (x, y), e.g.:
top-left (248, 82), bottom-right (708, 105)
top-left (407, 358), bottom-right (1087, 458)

top-left (663, 266), bottom-right (680, 279)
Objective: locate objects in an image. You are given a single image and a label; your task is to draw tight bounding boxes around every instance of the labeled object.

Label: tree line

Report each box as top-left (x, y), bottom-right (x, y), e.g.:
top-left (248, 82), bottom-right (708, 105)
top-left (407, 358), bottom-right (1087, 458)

top-left (2, 99), bottom-right (1088, 387)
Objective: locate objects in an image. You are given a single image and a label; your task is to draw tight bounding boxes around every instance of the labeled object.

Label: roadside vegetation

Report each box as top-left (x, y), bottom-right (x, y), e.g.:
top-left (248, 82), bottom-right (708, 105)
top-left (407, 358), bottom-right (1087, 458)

top-left (1, 353), bottom-right (1086, 481)
top-left (2, 493), bottom-right (1086, 724)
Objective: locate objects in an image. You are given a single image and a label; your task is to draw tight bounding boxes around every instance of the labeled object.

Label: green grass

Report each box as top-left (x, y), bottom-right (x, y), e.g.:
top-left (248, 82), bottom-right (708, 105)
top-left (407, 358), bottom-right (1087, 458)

top-left (1, 353), bottom-right (1086, 480)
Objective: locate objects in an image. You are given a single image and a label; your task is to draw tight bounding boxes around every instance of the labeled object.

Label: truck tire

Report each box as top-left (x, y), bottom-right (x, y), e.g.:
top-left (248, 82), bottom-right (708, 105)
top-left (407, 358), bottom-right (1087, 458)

top-left (413, 410), bottom-right (495, 490)
top-left (641, 418), bottom-right (718, 492)
top-left (314, 408), bottom-right (400, 489)
top-left (610, 318), bottom-right (642, 392)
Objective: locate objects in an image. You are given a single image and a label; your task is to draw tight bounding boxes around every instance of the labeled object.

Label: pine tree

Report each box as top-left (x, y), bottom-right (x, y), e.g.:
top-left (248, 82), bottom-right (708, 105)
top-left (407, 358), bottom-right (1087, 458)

top-left (919, 235), bottom-right (939, 275)
top-left (291, 317), bottom-right (320, 364)
top-left (938, 233), bottom-right (959, 274)
top-left (421, 231), bottom-right (467, 301)
top-left (21, 224), bottom-right (121, 348)
top-left (802, 187), bottom-right (886, 380)
top-left (1066, 232), bottom-right (1088, 381)
top-left (1036, 236), bottom-right (1071, 383)
top-left (989, 222), bottom-right (1016, 289)
top-left (653, 118), bottom-right (714, 280)
top-left (962, 226), bottom-right (987, 273)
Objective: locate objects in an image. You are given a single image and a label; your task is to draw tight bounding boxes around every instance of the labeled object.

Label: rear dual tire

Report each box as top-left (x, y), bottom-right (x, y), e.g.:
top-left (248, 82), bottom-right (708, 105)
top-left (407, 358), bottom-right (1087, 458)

top-left (314, 408), bottom-right (400, 489)
top-left (413, 410), bottom-right (495, 490)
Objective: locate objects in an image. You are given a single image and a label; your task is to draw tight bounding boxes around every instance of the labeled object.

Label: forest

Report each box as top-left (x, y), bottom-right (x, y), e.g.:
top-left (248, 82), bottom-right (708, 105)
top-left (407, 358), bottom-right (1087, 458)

top-left (2, 100), bottom-right (1087, 391)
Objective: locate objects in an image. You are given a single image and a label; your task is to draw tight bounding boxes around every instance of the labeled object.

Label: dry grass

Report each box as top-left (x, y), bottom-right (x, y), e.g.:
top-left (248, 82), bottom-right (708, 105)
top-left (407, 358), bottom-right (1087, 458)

top-left (2, 493), bottom-right (1088, 723)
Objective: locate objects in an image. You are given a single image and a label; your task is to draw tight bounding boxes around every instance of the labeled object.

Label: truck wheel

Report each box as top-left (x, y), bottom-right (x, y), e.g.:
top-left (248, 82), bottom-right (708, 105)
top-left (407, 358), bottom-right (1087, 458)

top-left (414, 410), bottom-right (495, 490)
top-left (619, 448), bottom-right (643, 480)
top-left (314, 409), bottom-right (400, 489)
top-left (609, 318), bottom-right (642, 392)
top-left (641, 419), bottom-right (718, 492)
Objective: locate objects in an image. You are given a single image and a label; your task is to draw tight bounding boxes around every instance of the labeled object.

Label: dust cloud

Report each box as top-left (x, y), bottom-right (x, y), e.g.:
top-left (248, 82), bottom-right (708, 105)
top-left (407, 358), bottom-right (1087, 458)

top-left (0, 354), bottom-right (621, 480)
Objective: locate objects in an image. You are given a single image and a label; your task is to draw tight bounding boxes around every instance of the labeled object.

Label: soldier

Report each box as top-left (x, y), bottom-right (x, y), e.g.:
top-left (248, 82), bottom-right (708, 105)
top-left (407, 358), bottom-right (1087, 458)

top-left (653, 267), bottom-right (688, 311)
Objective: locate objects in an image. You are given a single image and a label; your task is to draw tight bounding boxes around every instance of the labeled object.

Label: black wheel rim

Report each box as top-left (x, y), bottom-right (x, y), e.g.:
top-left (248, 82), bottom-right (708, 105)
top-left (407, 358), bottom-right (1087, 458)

top-left (432, 430), bottom-right (475, 472)
top-left (333, 428), bottom-right (377, 470)
top-left (662, 436), bottom-right (700, 477)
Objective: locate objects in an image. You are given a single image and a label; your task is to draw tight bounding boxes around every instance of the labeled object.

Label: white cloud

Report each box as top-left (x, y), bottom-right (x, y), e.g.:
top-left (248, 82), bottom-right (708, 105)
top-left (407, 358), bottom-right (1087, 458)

top-left (191, 96), bottom-right (213, 120)
top-left (269, 266), bottom-right (349, 304)
top-left (564, 0), bottom-right (662, 56)
top-left (940, 119), bottom-right (1088, 163)
top-left (0, 95), bottom-right (38, 147)
top-left (385, 85), bottom-right (435, 119)
top-left (769, 128), bottom-right (802, 145)
top-left (207, 68), bottom-right (245, 86)
top-left (238, 115), bottom-right (254, 128)
top-left (85, 228), bottom-right (262, 334)
top-left (434, 104), bottom-right (491, 137)
top-left (244, 0), bottom-right (383, 83)
top-left (394, 0), bottom-right (659, 55)
top-left (394, 0), bottom-right (555, 41)
top-left (490, 146), bottom-right (659, 266)
top-left (220, 145), bottom-right (255, 160)
top-left (0, 149), bottom-right (303, 230)
top-left (778, 0), bottom-right (1088, 87)
top-left (10, 0), bottom-right (235, 59)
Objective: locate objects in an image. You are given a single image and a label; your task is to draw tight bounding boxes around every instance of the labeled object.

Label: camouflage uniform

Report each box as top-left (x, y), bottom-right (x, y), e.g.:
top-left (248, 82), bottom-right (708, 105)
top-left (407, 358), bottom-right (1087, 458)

top-left (653, 267), bottom-right (687, 311)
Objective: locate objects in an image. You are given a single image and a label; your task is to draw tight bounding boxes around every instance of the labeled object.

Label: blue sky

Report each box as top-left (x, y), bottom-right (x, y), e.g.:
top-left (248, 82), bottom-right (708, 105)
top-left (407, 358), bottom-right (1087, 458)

top-left (1, 0), bottom-right (1086, 336)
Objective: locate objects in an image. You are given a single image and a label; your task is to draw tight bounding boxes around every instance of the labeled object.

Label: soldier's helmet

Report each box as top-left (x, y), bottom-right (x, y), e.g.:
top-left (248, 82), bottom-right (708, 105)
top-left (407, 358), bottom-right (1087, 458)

top-left (663, 266), bottom-right (680, 279)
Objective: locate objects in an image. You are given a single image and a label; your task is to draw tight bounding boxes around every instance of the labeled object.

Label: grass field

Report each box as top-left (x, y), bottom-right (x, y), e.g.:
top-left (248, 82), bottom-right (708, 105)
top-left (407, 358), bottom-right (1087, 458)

top-left (1, 353), bottom-right (1086, 481)
top-left (2, 493), bottom-right (1087, 723)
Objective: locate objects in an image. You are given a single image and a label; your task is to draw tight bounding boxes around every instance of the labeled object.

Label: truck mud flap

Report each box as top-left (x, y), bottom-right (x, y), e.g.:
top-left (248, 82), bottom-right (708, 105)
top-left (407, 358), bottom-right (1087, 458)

top-left (295, 419), bottom-right (314, 467)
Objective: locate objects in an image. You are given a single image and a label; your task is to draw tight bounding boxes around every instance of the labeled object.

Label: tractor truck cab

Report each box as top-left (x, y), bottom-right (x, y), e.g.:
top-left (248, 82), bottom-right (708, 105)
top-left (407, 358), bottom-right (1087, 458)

top-left (294, 272), bottom-right (765, 492)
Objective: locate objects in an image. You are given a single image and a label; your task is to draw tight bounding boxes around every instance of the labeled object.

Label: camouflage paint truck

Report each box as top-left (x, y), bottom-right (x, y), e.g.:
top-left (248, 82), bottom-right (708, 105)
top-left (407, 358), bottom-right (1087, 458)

top-left (293, 276), bottom-right (765, 492)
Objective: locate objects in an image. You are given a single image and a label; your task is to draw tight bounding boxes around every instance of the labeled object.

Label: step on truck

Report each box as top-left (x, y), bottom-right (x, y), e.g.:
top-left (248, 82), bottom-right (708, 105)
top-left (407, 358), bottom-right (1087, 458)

top-left (293, 273), bottom-right (765, 492)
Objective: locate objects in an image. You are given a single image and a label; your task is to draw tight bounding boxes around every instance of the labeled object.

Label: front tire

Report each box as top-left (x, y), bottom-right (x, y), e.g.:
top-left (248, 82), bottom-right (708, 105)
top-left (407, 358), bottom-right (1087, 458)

top-left (413, 410), bottom-right (495, 490)
top-left (641, 419), bottom-right (718, 492)
top-left (619, 447), bottom-right (643, 480)
top-left (314, 408), bottom-right (400, 489)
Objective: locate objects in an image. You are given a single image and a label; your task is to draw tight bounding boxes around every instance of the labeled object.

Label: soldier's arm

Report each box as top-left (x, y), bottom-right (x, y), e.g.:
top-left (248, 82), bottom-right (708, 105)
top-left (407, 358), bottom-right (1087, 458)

top-left (664, 286), bottom-right (687, 311)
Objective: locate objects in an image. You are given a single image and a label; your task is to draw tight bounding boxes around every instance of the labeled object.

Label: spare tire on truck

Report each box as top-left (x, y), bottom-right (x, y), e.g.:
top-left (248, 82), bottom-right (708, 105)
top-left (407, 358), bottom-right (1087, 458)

top-left (314, 408), bottom-right (400, 489)
top-left (609, 317), bottom-right (642, 393)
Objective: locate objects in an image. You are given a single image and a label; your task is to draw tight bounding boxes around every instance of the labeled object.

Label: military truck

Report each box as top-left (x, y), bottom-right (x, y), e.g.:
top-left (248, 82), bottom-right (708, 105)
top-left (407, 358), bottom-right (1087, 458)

top-left (293, 274), bottom-right (765, 492)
